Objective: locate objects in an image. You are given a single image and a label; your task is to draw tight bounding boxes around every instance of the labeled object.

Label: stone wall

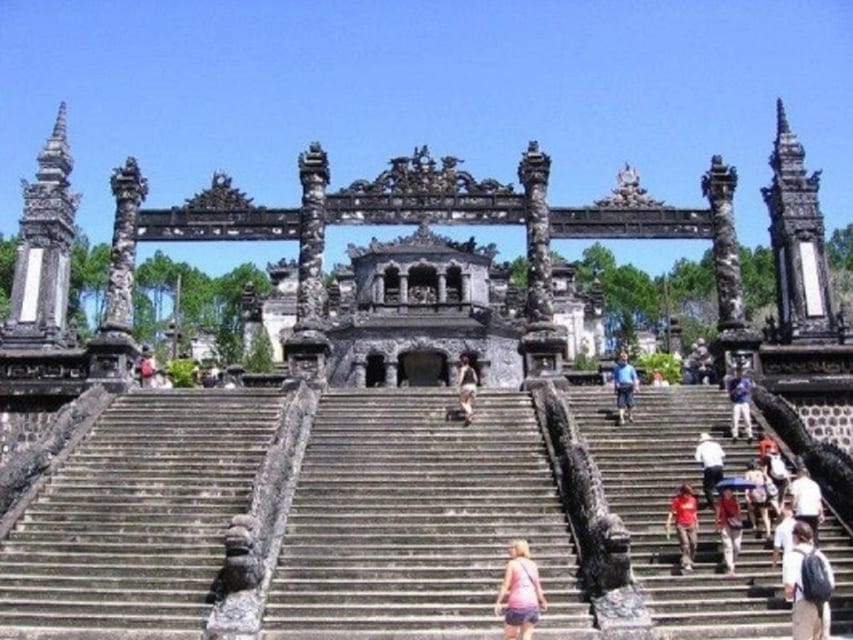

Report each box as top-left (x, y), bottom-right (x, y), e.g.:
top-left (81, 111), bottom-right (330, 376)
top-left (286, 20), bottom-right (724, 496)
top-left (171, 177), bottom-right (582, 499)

top-left (791, 394), bottom-right (853, 455)
top-left (0, 411), bottom-right (56, 466)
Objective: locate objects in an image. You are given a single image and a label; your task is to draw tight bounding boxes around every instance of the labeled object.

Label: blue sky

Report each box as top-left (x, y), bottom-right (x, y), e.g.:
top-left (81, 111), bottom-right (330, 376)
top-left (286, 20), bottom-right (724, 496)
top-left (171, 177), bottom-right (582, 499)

top-left (1, 1), bottom-right (851, 278)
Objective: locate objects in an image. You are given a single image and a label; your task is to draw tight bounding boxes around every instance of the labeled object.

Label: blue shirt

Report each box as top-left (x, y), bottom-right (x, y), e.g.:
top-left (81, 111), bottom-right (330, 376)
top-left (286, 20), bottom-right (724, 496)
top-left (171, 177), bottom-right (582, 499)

top-left (728, 376), bottom-right (752, 404)
top-left (613, 362), bottom-right (638, 387)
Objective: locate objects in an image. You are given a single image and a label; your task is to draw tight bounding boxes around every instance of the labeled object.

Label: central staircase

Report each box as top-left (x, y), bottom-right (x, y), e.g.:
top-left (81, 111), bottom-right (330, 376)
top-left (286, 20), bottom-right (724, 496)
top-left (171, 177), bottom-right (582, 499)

top-left (263, 388), bottom-right (598, 639)
top-left (567, 385), bottom-right (853, 639)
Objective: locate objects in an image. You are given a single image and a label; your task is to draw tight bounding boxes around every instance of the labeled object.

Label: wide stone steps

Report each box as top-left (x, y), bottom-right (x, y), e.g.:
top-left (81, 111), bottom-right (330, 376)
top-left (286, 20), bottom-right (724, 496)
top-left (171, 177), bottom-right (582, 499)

top-left (0, 389), bottom-right (284, 637)
top-left (568, 385), bottom-right (853, 638)
top-left (265, 389), bottom-right (596, 637)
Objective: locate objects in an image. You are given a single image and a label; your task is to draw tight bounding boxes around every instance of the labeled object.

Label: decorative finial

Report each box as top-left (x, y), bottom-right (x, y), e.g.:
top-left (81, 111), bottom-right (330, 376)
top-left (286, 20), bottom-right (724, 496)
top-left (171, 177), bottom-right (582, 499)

top-left (52, 102), bottom-right (68, 140)
top-left (776, 98), bottom-right (790, 135)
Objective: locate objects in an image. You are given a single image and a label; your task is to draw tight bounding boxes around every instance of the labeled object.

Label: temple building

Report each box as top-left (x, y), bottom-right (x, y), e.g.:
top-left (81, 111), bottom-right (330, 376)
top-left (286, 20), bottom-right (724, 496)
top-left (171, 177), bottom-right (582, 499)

top-left (242, 222), bottom-right (605, 388)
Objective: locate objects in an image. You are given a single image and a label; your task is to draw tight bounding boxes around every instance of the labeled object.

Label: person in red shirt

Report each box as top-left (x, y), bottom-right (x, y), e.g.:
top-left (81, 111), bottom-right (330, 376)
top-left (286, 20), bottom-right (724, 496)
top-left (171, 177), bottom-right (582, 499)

top-left (716, 487), bottom-right (744, 575)
top-left (666, 482), bottom-right (700, 572)
top-left (758, 434), bottom-right (780, 465)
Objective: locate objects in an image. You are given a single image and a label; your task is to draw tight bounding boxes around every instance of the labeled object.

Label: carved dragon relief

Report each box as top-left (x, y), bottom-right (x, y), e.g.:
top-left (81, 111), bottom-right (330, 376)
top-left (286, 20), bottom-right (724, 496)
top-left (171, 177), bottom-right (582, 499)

top-left (184, 172), bottom-right (256, 211)
top-left (346, 221), bottom-right (498, 259)
top-left (338, 146), bottom-right (514, 196)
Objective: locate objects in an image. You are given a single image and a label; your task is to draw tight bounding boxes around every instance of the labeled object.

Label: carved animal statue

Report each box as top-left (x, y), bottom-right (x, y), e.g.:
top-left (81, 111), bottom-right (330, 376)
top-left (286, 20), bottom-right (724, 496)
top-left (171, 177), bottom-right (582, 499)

top-left (222, 514), bottom-right (264, 592)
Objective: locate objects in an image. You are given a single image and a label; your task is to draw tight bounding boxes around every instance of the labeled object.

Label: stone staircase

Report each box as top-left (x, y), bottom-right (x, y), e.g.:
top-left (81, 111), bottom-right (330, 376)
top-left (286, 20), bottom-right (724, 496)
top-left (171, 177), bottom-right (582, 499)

top-left (567, 385), bottom-right (853, 639)
top-left (0, 388), bottom-right (285, 639)
top-left (263, 388), bottom-right (598, 639)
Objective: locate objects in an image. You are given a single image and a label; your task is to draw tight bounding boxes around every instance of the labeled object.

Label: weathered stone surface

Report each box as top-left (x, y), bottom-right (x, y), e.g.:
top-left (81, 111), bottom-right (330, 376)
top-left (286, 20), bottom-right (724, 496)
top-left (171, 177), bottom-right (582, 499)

top-left (1, 103), bottom-right (81, 349)
top-left (519, 141), bottom-right (554, 325)
top-left (101, 157), bottom-right (147, 334)
top-left (762, 99), bottom-right (838, 343)
top-left (207, 382), bottom-right (318, 637)
top-left (702, 154), bottom-right (745, 331)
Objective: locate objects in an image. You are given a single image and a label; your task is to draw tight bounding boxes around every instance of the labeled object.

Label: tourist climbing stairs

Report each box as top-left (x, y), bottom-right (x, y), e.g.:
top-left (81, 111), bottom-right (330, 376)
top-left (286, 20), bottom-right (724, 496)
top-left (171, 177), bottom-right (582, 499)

top-left (264, 388), bottom-right (598, 639)
top-left (0, 388), bottom-right (285, 638)
top-left (567, 385), bottom-right (853, 639)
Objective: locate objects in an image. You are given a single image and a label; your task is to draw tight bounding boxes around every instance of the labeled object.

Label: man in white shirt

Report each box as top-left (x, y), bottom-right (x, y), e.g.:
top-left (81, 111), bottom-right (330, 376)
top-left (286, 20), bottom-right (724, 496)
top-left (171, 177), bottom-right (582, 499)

top-left (772, 504), bottom-right (796, 570)
top-left (790, 466), bottom-right (825, 545)
top-left (783, 521), bottom-right (834, 640)
top-left (695, 432), bottom-right (725, 509)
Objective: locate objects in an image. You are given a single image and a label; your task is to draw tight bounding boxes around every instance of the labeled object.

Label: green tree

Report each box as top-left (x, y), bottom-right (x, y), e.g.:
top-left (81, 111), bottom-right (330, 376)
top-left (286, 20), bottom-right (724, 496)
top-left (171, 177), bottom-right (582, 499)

top-left (69, 232), bottom-right (111, 336)
top-left (0, 234), bottom-right (17, 320)
top-left (243, 326), bottom-right (275, 373)
top-left (213, 263), bottom-right (271, 364)
top-left (827, 224), bottom-right (853, 271)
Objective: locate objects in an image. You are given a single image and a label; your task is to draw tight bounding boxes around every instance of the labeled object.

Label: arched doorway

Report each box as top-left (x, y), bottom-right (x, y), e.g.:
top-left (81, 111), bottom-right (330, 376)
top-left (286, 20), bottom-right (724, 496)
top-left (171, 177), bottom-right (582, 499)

top-left (399, 350), bottom-right (448, 387)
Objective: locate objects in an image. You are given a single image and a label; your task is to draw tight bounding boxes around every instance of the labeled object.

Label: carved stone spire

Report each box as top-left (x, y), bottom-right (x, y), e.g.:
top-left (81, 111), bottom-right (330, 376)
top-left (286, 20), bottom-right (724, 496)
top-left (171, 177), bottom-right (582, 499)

top-left (762, 100), bottom-right (836, 342)
top-left (776, 97), bottom-right (790, 135)
top-left (1, 103), bottom-right (80, 349)
top-left (36, 102), bottom-right (74, 187)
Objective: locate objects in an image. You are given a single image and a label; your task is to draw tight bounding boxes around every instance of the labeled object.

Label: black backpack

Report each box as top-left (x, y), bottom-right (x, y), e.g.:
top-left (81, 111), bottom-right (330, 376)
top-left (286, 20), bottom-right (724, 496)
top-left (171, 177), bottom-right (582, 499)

top-left (796, 548), bottom-right (834, 604)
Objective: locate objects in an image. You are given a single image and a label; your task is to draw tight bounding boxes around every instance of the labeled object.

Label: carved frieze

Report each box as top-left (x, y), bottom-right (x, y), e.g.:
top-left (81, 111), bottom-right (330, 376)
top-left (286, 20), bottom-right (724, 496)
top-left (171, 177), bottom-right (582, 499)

top-left (339, 145), bottom-right (514, 197)
top-left (184, 172), bottom-right (255, 211)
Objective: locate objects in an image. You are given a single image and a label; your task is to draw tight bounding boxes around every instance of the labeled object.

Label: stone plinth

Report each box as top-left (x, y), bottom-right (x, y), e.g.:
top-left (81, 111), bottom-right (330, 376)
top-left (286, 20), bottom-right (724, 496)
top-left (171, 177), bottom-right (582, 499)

top-left (85, 333), bottom-right (140, 393)
top-left (520, 322), bottom-right (568, 384)
top-left (283, 330), bottom-right (331, 387)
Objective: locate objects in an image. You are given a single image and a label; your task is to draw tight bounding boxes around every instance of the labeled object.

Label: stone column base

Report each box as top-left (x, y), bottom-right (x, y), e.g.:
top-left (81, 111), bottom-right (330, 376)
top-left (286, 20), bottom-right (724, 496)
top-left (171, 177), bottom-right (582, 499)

top-left (85, 332), bottom-right (140, 393)
top-left (520, 322), bottom-right (568, 382)
top-left (283, 329), bottom-right (331, 387)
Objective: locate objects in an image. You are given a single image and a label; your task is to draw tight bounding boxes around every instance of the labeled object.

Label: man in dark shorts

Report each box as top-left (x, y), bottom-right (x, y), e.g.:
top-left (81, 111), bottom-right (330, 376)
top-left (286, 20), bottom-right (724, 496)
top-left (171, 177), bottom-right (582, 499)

top-left (612, 352), bottom-right (639, 425)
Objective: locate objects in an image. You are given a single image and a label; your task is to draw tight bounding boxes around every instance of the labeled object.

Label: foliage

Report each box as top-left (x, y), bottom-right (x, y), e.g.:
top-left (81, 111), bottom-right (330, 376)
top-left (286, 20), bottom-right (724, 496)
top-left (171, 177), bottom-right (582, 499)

top-left (167, 359), bottom-right (197, 388)
top-left (827, 224), bottom-right (853, 271)
top-left (69, 232), bottom-right (111, 337)
top-left (213, 263), bottom-right (271, 364)
top-left (243, 326), bottom-right (276, 373)
top-left (509, 256), bottom-right (527, 288)
top-left (636, 352), bottom-right (682, 386)
top-left (0, 234), bottom-right (16, 320)
top-left (573, 352), bottom-right (599, 371)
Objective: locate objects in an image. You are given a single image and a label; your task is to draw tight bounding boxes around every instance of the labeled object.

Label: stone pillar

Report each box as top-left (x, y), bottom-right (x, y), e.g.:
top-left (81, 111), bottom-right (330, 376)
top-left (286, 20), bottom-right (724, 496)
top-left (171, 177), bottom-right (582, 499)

top-left (352, 359), bottom-right (366, 388)
top-left (478, 360), bottom-right (491, 387)
top-left (437, 272), bottom-right (447, 303)
top-left (384, 361), bottom-right (398, 388)
top-left (518, 141), bottom-right (567, 382)
top-left (702, 155), bottom-right (761, 376)
top-left (702, 155), bottom-right (745, 332)
top-left (462, 274), bottom-right (471, 303)
top-left (87, 157), bottom-right (148, 392)
top-left (375, 272), bottom-right (385, 305)
top-left (520, 141), bottom-right (554, 325)
top-left (284, 143), bottom-right (331, 385)
top-left (1, 103), bottom-right (81, 349)
top-left (762, 99), bottom-right (837, 343)
top-left (400, 274), bottom-right (409, 304)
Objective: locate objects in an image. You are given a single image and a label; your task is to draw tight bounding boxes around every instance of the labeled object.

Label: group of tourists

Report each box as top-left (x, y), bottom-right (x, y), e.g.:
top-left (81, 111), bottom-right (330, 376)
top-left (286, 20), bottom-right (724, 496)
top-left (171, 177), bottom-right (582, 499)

top-left (672, 425), bottom-right (835, 639)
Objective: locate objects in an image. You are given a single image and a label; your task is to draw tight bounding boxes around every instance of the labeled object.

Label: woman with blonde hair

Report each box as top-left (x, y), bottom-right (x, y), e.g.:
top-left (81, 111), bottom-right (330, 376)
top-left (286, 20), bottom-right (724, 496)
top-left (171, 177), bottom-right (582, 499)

top-left (494, 539), bottom-right (548, 640)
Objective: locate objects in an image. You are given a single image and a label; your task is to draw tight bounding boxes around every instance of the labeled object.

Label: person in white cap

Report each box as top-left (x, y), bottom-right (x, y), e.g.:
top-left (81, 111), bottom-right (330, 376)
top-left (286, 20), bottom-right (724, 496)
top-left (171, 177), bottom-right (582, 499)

top-left (695, 432), bottom-right (726, 509)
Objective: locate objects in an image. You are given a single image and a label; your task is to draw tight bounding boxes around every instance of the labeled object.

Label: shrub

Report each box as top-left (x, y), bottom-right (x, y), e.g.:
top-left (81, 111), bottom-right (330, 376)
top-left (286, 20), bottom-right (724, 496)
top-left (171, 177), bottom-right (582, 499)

top-left (636, 352), bottom-right (682, 386)
top-left (167, 359), bottom-right (197, 388)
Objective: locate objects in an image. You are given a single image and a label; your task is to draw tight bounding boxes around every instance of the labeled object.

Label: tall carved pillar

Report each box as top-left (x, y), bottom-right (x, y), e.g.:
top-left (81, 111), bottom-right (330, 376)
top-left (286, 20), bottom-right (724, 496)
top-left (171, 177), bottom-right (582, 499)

top-left (284, 143), bottom-right (331, 385)
top-left (352, 359), bottom-right (367, 388)
top-left (762, 99), bottom-right (837, 343)
top-left (703, 155), bottom-right (745, 331)
top-left (702, 155), bottom-right (760, 374)
top-left (87, 157), bottom-right (148, 392)
top-left (2, 103), bottom-right (81, 349)
top-left (517, 141), bottom-right (567, 383)
top-left (437, 272), bottom-right (447, 303)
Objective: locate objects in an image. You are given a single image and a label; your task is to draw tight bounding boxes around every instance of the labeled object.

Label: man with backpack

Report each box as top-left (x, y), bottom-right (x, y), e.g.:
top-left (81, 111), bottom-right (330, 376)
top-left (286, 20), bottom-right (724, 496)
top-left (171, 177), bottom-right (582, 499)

top-left (783, 521), bottom-right (835, 639)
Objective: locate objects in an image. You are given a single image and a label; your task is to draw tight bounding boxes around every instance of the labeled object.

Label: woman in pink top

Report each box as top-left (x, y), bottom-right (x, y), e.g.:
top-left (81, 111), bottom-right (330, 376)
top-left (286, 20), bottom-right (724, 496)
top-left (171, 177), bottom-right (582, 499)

top-left (494, 539), bottom-right (548, 640)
